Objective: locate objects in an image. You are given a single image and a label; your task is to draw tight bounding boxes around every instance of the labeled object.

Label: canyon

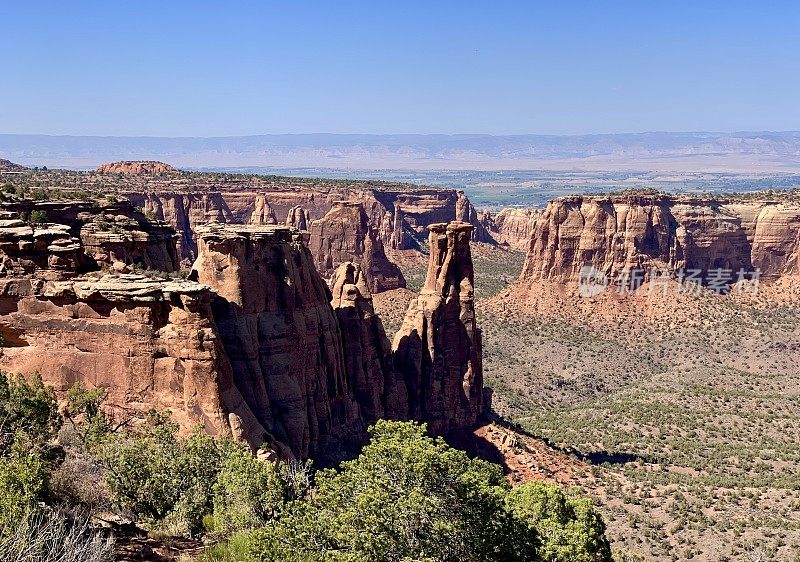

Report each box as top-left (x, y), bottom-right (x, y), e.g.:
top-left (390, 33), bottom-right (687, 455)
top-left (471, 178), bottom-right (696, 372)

top-left (0, 188), bottom-right (485, 460)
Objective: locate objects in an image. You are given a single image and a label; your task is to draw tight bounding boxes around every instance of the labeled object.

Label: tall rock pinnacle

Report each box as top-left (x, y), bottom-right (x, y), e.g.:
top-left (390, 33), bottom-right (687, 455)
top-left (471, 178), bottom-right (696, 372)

top-left (392, 221), bottom-right (484, 434)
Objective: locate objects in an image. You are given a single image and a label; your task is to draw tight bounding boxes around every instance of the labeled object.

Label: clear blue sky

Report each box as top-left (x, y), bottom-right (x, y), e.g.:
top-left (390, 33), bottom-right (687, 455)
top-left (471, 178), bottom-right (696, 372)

top-left (3, 1), bottom-right (799, 136)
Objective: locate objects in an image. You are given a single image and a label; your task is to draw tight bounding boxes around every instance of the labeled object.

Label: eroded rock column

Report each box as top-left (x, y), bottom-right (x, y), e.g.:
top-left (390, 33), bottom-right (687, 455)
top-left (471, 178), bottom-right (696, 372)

top-left (392, 221), bottom-right (484, 433)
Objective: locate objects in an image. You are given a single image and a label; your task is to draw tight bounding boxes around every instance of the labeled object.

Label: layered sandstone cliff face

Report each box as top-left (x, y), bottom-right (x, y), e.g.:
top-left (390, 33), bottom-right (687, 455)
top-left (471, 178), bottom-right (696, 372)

top-left (330, 262), bottom-right (407, 424)
top-left (308, 202), bottom-right (405, 293)
top-left (0, 194), bottom-right (486, 459)
top-left (0, 274), bottom-right (265, 447)
top-left (481, 208), bottom-right (540, 251)
top-left (0, 201), bottom-right (180, 277)
top-left (192, 224), bottom-right (362, 458)
top-left (520, 195), bottom-right (800, 284)
top-left (126, 188), bottom-right (490, 263)
top-left (393, 222), bottom-right (484, 433)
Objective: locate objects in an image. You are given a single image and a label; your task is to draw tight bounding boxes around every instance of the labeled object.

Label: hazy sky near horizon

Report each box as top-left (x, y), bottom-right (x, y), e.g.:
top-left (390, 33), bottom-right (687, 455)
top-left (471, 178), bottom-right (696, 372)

top-left (4, 1), bottom-right (800, 137)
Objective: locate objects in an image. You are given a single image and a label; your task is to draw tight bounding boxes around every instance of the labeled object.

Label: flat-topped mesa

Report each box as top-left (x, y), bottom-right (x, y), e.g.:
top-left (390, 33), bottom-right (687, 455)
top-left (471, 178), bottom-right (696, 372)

top-left (308, 201), bottom-right (406, 293)
top-left (192, 223), bottom-right (360, 459)
top-left (330, 262), bottom-right (408, 425)
top-left (0, 273), bottom-right (265, 448)
top-left (520, 194), bottom-right (800, 285)
top-left (392, 220), bottom-right (484, 434)
top-left (97, 160), bottom-right (178, 175)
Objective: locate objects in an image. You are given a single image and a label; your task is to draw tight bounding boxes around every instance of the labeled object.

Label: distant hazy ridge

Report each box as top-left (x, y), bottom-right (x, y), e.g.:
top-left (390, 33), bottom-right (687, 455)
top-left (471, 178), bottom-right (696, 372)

top-left (2, 132), bottom-right (800, 172)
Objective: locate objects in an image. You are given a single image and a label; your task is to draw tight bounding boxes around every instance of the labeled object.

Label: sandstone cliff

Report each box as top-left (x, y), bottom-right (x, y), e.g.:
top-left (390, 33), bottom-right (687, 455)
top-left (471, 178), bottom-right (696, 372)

top-left (520, 194), bottom-right (800, 284)
top-left (0, 201), bottom-right (180, 278)
top-left (308, 202), bottom-right (406, 293)
top-left (482, 208), bottom-right (540, 251)
top-left (0, 274), bottom-right (265, 447)
top-left (192, 224), bottom-right (361, 458)
top-left (393, 221), bottom-right (484, 433)
top-left (330, 262), bottom-right (407, 423)
top-left (97, 161), bottom-right (178, 175)
top-left (126, 187), bottom-right (492, 264)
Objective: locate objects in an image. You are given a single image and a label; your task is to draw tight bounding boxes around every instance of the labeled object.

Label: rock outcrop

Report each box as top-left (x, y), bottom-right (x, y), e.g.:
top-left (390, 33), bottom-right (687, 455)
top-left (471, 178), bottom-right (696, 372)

top-left (0, 159), bottom-right (26, 172)
top-left (456, 191), bottom-right (493, 243)
top-left (0, 274), bottom-right (265, 447)
top-left (249, 195), bottom-right (278, 225)
top-left (481, 208), bottom-right (540, 251)
top-left (79, 213), bottom-right (180, 273)
top-left (0, 218), bottom-right (90, 279)
top-left (0, 201), bottom-right (180, 278)
top-left (520, 194), bottom-right (800, 285)
top-left (392, 221), bottom-right (484, 433)
top-left (308, 202), bottom-right (406, 293)
top-left (126, 187), bottom-right (492, 264)
top-left (192, 224), bottom-right (361, 458)
top-left (285, 205), bottom-right (310, 230)
top-left (97, 161), bottom-right (178, 175)
top-left (330, 262), bottom-right (407, 424)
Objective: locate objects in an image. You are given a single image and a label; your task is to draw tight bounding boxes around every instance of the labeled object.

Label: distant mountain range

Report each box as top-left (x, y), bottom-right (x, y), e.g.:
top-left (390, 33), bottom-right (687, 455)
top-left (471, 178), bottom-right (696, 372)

top-left (2, 132), bottom-right (800, 172)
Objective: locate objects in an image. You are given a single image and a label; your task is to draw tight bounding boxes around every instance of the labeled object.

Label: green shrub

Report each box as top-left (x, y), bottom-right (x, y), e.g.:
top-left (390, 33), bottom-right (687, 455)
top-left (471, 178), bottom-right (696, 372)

top-left (0, 436), bottom-right (48, 530)
top-left (0, 371), bottom-right (62, 452)
top-left (249, 420), bottom-right (538, 562)
top-left (506, 482), bottom-right (613, 562)
top-left (99, 412), bottom-right (222, 535)
top-left (211, 444), bottom-right (296, 535)
top-left (65, 382), bottom-right (111, 448)
top-left (27, 209), bottom-right (48, 225)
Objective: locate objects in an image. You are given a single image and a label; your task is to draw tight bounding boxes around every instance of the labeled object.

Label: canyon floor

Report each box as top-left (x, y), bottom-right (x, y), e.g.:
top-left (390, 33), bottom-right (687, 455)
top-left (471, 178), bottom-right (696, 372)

top-left (377, 245), bottom-right (800, 561)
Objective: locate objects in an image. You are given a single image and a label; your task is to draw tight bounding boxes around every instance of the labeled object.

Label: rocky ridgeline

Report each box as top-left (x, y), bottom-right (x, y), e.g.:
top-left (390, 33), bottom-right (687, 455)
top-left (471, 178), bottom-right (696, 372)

top-left (481, 208), bottom-right (541, 251)
top-left (0, 216), bottom-right (485, 460)
top-left (519, 194), bottom-right (800, 284)
top-left (125, 186), bottom-right (492, 279)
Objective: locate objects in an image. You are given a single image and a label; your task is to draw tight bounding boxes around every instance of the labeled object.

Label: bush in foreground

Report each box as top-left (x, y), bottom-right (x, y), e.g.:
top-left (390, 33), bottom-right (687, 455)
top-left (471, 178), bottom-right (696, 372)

top-left (207, 421), bottom-right (612, 562)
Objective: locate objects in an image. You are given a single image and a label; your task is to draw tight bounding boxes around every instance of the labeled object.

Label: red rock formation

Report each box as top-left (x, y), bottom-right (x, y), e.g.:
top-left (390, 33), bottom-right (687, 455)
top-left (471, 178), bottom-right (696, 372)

top-left (0, 219), bottom-right (90, 279)
top-left (308, 201), bottom-right (405, 293)
top-left (79, 213), bottom-right (180, 273)
top-left (0, 274), bottom-right (265, 448)
top-left (96, 161), bottom-right (178, 175)
top-left (285, 205), bottom-right (310, 230)
top-left (392, 221), bottom-right (484, 433)
top-left (249, 195), bottom-right (278, 225)
top-left (481, 208), bottom-right (540, 251)
top-left (330, 262), bottom-right (407, 424)
top-left (0, 201), bottom-right (179, 278)
top-left (126, 187), bottom-right (491, 260)
top-left (456, 191), bottom-right (493, 243)
top-left (192, 224), bottom-right (361, 458)
top-left (520, 194), bottom-right (800, 284)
